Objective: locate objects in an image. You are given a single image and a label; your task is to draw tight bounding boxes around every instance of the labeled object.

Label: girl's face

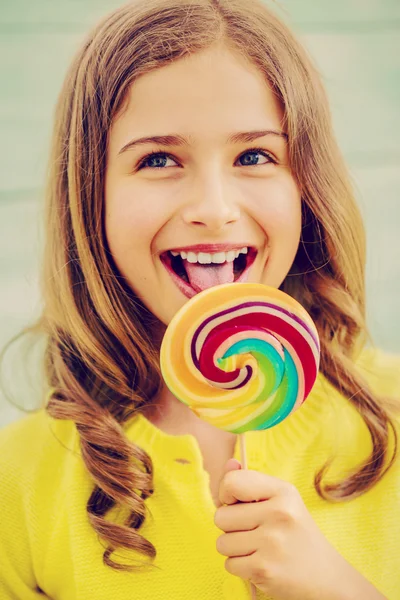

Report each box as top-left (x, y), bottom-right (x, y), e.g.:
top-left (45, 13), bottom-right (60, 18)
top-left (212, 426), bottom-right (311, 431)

top-left (105, 46), bottom-right (302, 325)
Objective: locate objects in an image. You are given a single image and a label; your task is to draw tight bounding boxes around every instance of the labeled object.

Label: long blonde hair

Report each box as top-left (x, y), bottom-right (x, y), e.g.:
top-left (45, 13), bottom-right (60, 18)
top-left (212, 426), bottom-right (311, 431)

top-left (3, 0), bottom-right (398, 572)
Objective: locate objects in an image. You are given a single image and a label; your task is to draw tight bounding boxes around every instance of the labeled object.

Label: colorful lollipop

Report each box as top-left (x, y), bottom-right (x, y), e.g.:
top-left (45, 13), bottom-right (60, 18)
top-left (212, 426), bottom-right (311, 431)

top-left (160, 282), bottom-right (320, 599)
top-left (160, 282), bottom-right (320, 434)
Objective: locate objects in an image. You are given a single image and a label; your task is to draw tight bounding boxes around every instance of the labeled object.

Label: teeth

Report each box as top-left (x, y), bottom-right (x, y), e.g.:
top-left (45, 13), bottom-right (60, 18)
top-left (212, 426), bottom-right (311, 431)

top-left (198, 252), bottom-right (212, 264)
top-left (212, 252), bottom-right (226, 264)
top-left (169, 247), bottom-right (249, 264)
top-left (186, 252), bottom-right (197, 263)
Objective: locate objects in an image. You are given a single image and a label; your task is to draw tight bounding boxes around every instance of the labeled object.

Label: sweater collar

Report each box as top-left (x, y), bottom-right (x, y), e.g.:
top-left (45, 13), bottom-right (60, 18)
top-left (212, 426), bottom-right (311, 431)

top-left (124, 372), bottom-right (331, 468)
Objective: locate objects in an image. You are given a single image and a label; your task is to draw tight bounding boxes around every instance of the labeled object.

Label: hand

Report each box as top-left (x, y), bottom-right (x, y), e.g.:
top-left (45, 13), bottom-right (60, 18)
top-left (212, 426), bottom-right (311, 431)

top-left (214, 459), bottom-right (387, 600)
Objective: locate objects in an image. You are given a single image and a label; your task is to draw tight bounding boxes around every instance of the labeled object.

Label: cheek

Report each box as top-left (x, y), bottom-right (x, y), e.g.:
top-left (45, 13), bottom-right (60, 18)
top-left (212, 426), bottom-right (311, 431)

top-left (105, 180), bottom-right (169, 257)
top-left (250, 175), bottom-right (302, 239)
top-left (265, 203), bottom-right (302, 248)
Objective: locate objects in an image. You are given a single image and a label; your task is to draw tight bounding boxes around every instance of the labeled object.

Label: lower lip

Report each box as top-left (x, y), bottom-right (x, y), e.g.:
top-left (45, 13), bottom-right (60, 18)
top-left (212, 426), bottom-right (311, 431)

top-left (160, 250), bottom-right (258, 299)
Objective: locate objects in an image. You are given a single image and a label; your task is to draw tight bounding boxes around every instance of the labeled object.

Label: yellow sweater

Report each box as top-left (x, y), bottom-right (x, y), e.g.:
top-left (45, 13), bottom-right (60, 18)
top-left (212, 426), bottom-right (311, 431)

top-left (1, 347), bottom-right (400, 600)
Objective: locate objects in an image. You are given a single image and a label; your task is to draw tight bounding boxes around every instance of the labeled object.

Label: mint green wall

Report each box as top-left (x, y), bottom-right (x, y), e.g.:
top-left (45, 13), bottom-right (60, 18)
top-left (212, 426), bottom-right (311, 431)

top-left (1, 1), bottom-right (399, 425)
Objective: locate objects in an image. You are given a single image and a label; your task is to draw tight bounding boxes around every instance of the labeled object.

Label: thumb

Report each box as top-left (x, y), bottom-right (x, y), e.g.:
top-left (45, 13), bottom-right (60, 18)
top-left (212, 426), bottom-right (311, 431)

top-left (224, 458), bottom-right (242, 474)
top-left (218, 459), bottom-right (243, 506)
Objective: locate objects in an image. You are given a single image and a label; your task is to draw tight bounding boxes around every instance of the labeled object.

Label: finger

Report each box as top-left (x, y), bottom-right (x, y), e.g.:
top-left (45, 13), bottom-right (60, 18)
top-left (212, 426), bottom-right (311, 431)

top-left (216, 528), bottom-right (258, 558)
top-left (214, 499), bottom-right (266, 532)
top-left (224, 552), bottom-right (261, 581)
top-left (219, 469), bottom-right (287, 506)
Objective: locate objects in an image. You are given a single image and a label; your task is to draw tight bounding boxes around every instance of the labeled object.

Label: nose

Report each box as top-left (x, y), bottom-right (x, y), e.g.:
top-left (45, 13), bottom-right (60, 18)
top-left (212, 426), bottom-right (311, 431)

top-left (181, 174), bottom-right (240, 230)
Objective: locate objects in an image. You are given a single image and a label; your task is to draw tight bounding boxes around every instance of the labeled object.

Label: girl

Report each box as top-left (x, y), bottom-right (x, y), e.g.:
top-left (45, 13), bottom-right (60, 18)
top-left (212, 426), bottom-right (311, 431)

top-left (1, 0), bottom-right (399, 598)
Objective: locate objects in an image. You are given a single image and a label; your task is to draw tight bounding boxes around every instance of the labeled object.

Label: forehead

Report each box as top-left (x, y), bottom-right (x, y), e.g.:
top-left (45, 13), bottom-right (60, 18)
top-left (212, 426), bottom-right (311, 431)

top-left (108, 46), bottom-right (284, 152)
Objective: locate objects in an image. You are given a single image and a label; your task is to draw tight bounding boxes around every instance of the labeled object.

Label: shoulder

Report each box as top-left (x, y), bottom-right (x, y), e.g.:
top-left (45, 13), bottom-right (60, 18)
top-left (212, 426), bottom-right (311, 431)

top-left (0, 409), bottom-right (81, 563)
top-left (354, 345), bottom-right (400, 401)
top-left (0, 408), bottom-right (79, 494)
top-left (0, 410), bottom-right (81, 594)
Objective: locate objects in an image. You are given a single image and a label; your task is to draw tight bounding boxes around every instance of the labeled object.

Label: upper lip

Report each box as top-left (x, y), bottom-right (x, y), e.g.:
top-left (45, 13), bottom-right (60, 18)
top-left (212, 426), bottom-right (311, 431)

top-left (162, 243), bottom-right (255, 254)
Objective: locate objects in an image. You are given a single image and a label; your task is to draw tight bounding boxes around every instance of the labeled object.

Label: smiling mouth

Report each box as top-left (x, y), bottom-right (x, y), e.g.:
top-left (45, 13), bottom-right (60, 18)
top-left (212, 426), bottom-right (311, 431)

top-left (160, 247), bottom-right (258, 298)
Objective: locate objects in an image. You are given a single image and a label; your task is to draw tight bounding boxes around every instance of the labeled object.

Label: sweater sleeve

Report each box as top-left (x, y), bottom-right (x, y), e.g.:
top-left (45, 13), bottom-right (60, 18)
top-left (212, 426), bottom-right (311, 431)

top-left (0, 414), bottom-right (52, 600)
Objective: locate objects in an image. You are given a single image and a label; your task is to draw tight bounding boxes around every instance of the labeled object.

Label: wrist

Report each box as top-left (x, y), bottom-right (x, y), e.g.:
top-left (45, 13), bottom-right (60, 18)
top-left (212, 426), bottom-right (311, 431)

top-left (332, 559), bottom-right (387, 600)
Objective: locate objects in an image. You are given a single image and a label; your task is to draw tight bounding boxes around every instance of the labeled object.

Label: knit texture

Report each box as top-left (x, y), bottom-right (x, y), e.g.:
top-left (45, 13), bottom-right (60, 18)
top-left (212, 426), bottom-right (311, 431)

top-left (0, 347), bottom-right (399, 600)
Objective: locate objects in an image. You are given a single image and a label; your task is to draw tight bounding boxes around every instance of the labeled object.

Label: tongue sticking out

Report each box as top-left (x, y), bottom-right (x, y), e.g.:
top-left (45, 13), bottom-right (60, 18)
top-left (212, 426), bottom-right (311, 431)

top-left (184, 260), bottom-right (234, 293)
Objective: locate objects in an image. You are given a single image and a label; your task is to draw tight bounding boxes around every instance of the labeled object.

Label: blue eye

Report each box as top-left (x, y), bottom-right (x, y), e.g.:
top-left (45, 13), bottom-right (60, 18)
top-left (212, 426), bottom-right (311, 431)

top-left (137, 147), bottom-right (276, 170)
top-left (139, 152), bottom-right (177, 170)
top-left (237, 148), bottom-right (275, 167)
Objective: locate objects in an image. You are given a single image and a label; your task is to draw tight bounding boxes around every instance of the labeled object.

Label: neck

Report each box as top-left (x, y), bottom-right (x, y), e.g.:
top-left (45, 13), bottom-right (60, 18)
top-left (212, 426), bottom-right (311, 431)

top-left (144, 383), bottom-right (237, 442)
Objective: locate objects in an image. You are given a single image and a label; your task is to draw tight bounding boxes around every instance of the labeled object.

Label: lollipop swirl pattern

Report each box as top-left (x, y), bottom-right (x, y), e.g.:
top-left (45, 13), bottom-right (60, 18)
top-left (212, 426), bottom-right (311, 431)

top-left (160, 283), bottom-right (320, 434)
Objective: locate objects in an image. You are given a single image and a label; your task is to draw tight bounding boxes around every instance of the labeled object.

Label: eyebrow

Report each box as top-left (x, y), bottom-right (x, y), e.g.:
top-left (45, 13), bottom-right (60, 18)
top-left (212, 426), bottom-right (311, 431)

top-left (118, 129), bottom-right (288, 155)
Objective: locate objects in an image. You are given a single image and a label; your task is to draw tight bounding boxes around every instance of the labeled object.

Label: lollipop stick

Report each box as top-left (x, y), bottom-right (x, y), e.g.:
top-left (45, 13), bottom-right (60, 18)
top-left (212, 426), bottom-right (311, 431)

top-left (239, 433), bottom-right (248, 469)
top-left (239, 433), bottom-right (257, 600)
